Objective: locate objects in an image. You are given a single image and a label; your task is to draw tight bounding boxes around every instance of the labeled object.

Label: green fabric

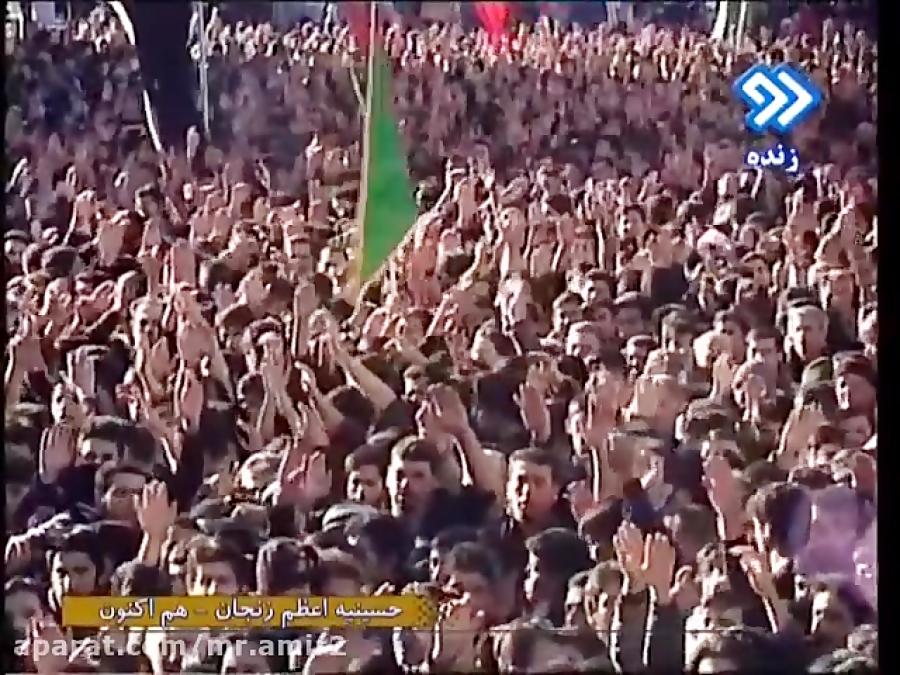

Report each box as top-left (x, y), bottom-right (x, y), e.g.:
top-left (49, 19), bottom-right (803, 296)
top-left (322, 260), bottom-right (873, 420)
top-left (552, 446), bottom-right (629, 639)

top-left (358, 47), bottom-right (417, 282)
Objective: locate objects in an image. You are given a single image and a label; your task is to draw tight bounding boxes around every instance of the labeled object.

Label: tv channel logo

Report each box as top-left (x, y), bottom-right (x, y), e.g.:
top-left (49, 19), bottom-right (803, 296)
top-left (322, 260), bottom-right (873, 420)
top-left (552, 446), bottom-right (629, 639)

top-left (733, 63), bottom-right (822, 134)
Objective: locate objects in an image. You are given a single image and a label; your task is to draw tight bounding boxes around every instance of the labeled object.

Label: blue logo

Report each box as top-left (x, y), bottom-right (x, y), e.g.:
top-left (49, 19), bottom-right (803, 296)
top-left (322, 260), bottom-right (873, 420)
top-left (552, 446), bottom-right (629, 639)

top-left (733, 64), bottom-right (823, 134)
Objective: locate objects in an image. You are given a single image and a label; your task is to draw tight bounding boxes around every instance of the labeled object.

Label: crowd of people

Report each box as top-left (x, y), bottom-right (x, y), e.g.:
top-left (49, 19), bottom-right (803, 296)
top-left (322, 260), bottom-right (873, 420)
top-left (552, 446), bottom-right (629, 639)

top-left (5, 3), bottom-right (878, 673)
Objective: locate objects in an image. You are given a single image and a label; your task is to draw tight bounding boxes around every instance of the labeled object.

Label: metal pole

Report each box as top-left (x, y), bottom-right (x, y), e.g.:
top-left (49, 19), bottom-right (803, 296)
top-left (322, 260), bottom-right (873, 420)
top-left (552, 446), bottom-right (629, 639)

top-left (196, 2), bottom-right (210, 138)
top-left (711, 0), bottom-right (730, 40)
top-left (734, 0), bottom-right (749, 47)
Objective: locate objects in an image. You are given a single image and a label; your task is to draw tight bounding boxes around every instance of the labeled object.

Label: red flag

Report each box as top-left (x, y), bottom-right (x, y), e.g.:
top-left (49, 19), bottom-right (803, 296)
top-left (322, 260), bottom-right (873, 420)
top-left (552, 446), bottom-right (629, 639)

top-left (474, 2), bottom-right (511, 47)
top-left (343, 1), bottom-right (372, 53)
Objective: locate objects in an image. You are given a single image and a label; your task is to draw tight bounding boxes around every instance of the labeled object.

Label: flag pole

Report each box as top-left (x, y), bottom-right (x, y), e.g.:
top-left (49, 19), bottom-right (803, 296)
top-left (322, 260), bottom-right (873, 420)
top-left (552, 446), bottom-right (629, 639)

top-left (347, 1), bottom-right (378, 304)
top-left (734, 0), bottom-right (749, 47)
top-left (196, 2), bottom-right (211, 137)
top-left (348, 1), bottom-right (421, 311)
top-left (711, 0), bottom-right (730, 40)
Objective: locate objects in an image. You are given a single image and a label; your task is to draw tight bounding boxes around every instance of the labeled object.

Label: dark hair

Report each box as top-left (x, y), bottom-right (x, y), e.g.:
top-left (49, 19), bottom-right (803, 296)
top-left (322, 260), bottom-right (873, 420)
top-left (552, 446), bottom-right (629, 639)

top-left (345, 441), bottom-right (390, 475)
top-left (590, 348), bottom-right (627, 379)
top-left (525, 528), bottom-right (592, 582)
top-left (582, 299), bottom-right (614, 323)
top-left (557, 354), bottom-right (588, 385)
top-left (362, 354), bottom-right (404, 394)
top-left (53, 528), bottom-right (104, 577)
top-left (357, 515), bottom-right (412, 575)
top-left (509, 447), bottom-right (564, 486)
top-left (256, 540), bottom-right (319, 595)
top-left (40, 246), bottom-right (80, 278)
top-left (329, 385), bottom-right (376, 429)
top-left (391, 437), bottom-right (442, 474)
top-left (584, 269), bottom-right (615, 294)
top-left (653, 302), bottom-right (689, 330)
top-left (267, 277), bottom-right (294, 304)
top-left (94, 521), bottom-right (143, 575)
top-left (185, 537), bottom-right (252, 591)
top-left (671, 503), bottom-right (717, 548)
top-left (646, 195), bottom-right (674, 227)
top-left (201, 258), bottom-right (235, 294)
top-left (311, 272), bottom-right (334, 304)
top-left (80, 415), bottom-right (134, 455)
top-left (746, 483), bottom-right (812, 557)
top-left (715, 309), bottom-right (749, 334)
top-left (578, 500), bottom-right (624, 545)
top-left (308, 559), bottom-right (363, 595)
top-left (7, 405), bottom-right (47, 449)
top-left (217, 302), bottom-right (255, 332)
top-left (811, 424), bottom-right (845, 448)
top-left (431, 526), bottom-right (479, 554)
top-left (486, 330), bottom-right (518, 360)
top-left (614, 292), bottom-right (649, 319)
top-left (110, 561), bottom-right (172, 596)
top-left (622, 204), bottom-right (644, 221)
top-left (447, 542), bottom-right (502, 585)
top-left (744, 460), bottom-right (789, 493)
top-left (789, 467), bottom-right (836, 490)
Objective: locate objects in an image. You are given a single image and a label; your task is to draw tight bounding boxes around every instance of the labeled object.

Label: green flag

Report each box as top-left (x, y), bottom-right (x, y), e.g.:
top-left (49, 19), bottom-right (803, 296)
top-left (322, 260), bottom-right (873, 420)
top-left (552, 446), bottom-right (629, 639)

top-left (355, 34), bottom-right (418, 283)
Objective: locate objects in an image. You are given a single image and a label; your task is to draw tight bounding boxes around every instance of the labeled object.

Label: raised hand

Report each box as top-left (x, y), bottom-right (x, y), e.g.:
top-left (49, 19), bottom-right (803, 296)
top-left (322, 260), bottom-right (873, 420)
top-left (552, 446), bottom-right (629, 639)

top-left (613, 521), bottom-right (645, 583)
top-left (711, 353), bottom-right (737, 396)
top-left (146, 337), bottom-right (172, 383)
top-left (70, 346), bottom-right (97, 402)
top-left (670, 566), bottom-right (701, 612)
top-left (777, 404), bottom-right (827, 470)
top-left (432, 593), bottom-right (485, 670)
top-left (703, 453), bottom-right (741, 515)
top-left (135, 481), bottom-right (177, 542)
top-left (279, 447), bottom-right (331, 508)
top-left (39, 423), bottom-right (76, 483)
top-left (734, 546), bottom-right (777, 601)
top-left (9, 321), bottom-right (46, 373)
top-left (176, 366), bottom-right (204, 432)
top-left (294, 279), bottom-right (319, 320)
top-left (176, 318), bottom-right (209, 369)
top-left (72, 189), bottom-right (97, 225)
top-left (642, 533), bottom-right (677, 604)
top-left (515, 365), bottom-right (552, 444)
top-left (429, 383), bottom-right (470, 437)
top-left (850, 451), bottom-right (876, 497)
top-left (627, 375), bottom-right (658, 420)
